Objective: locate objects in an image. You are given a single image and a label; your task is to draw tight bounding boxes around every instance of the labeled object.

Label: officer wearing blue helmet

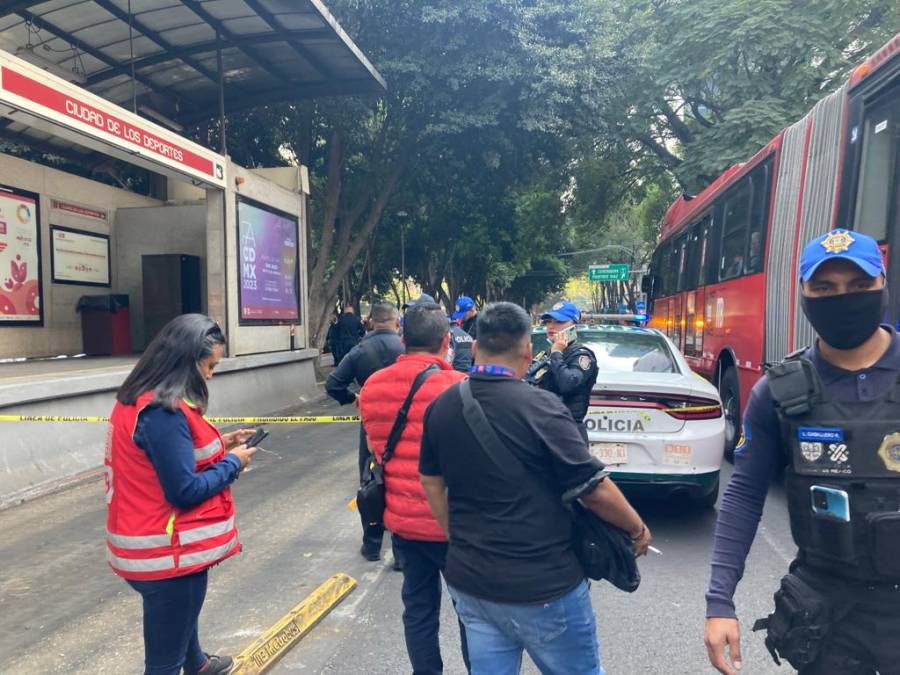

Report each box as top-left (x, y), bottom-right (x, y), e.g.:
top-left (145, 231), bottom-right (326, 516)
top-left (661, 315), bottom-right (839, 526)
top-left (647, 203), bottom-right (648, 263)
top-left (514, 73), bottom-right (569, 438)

top-left (705, 229), bottom-right (900, 675)
top-left (526, 301), bottom-right (598, 438)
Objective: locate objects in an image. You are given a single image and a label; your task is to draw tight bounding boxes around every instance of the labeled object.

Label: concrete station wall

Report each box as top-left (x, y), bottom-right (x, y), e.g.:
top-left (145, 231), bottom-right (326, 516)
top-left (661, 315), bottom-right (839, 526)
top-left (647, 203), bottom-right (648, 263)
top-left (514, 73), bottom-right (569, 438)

top-left (114, 203), bottom-right (207, 350)
top-left (0, 152), bottom-right (159, 358)
top-left (0, 349), bottom-right (319, 508)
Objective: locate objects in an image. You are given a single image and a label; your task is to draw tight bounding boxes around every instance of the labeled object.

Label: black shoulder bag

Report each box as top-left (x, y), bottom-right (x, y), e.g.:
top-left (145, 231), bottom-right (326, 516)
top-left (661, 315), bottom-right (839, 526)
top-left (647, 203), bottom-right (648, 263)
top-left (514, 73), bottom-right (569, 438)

top-left (357, 365), bottom-right (439, 528)
top-left (458, 379), bottom-right (640, 592)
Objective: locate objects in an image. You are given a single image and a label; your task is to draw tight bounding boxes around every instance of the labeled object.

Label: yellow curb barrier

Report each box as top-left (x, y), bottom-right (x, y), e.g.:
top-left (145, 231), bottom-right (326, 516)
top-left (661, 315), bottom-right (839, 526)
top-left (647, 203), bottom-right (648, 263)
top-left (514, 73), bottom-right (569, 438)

top-left (0, 414), bottom-right (361, 424)
top-left (231, 573), bottom-right (357, 674)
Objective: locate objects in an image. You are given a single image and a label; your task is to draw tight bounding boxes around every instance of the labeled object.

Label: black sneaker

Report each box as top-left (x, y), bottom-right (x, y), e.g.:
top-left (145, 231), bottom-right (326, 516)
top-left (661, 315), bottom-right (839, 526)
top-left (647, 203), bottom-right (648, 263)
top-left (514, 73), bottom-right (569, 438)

top-left (360, 544), bottom-right (380, 562)
top-left (185, 654), bottom-right (233, 675)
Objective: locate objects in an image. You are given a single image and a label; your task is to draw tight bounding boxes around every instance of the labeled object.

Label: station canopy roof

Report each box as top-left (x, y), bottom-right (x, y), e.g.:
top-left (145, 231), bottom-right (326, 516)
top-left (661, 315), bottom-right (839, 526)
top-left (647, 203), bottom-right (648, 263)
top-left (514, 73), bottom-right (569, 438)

top-left (0, 0), bottom-right (385, 156)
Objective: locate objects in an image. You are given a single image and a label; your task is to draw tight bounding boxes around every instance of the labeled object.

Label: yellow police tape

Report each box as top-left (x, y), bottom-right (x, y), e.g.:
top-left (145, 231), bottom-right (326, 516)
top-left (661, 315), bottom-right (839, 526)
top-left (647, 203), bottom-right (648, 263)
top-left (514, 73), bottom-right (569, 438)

top-left (0, 414), bottom-right (361, 424)
top-left (231, 573), bottom-right (357, 674)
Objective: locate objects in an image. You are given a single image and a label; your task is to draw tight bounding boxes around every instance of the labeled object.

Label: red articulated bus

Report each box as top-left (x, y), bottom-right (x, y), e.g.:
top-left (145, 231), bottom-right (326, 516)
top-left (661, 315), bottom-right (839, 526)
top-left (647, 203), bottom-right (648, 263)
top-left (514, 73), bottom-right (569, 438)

top-left (645, 33), bottom-right (900, 455)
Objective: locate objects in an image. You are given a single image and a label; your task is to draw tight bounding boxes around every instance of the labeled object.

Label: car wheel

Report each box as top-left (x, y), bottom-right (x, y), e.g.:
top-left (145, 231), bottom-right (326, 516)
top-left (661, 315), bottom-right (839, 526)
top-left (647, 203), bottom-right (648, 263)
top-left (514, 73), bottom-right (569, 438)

top-left (692, 476), bottom-right (720, 509)
top-left (720, 366), bottom-right (740, 462)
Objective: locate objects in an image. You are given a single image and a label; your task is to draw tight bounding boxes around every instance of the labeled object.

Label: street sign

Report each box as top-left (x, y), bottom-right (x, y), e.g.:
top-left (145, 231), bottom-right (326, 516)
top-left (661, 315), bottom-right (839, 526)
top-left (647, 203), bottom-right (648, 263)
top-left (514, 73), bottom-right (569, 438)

top-left (589, 263), bottom-right (630, 282)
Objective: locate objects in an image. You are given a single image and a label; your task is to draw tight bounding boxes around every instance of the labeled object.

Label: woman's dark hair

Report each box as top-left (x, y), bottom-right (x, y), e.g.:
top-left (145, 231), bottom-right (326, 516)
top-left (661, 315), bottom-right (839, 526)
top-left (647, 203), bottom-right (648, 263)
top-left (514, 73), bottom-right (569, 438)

top-left (117, 314), bottom-right (226, 413)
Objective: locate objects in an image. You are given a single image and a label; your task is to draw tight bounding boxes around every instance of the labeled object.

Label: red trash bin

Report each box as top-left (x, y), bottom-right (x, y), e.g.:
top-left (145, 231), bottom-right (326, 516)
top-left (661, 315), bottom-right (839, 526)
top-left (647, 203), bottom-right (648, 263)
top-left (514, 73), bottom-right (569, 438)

top-left (76, 294), bottom-right (132, 356)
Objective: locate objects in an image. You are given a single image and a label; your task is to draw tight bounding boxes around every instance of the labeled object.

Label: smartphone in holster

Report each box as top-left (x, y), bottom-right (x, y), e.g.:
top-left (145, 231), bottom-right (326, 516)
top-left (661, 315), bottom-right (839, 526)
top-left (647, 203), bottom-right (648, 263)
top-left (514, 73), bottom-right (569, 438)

top-left (810, 485), bottom-right (854, 561)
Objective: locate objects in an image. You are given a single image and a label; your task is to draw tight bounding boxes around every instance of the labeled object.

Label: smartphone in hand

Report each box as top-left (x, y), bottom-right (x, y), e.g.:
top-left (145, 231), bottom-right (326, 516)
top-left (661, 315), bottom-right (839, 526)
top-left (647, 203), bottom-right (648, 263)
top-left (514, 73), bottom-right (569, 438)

top-left (246, 428), bottom-right (269, 448)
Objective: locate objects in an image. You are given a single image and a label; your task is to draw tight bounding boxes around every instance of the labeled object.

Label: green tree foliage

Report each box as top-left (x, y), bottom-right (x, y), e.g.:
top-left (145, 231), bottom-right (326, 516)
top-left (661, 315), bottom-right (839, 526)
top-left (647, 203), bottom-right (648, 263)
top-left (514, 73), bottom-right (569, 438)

top-left (592, 0), bottom-right (899, 192)
top-left (213, 0), bottom-right (896, 340)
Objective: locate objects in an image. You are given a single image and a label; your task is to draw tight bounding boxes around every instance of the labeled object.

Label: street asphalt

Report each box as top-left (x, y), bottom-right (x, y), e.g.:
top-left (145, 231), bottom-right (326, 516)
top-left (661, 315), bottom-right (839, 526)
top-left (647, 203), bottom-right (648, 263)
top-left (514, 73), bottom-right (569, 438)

top-left (0, 395), bottom-right (795, 674)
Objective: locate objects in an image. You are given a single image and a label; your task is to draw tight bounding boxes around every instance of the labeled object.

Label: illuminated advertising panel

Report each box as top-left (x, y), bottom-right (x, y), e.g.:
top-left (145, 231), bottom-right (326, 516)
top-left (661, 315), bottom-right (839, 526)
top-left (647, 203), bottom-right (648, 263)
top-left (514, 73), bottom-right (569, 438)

top-left (237, 197), bottom-right (300, 324)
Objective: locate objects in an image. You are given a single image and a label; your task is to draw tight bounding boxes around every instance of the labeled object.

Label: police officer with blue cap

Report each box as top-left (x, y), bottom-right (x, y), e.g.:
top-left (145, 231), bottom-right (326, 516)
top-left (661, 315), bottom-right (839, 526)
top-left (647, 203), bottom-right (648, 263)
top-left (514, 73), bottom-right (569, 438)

top-left (526, 301), bottom-right (598, 438)
top-left (453, 295), bottom-right (479, 338)
top-left (705, 229), bottom-right (900, 675)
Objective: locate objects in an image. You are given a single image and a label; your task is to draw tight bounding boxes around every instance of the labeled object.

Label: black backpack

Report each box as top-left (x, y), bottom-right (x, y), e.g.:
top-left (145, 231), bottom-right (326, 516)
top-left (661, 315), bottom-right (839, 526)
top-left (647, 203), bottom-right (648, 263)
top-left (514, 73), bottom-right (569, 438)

top-left (356, 365), bottom-right (439, 528)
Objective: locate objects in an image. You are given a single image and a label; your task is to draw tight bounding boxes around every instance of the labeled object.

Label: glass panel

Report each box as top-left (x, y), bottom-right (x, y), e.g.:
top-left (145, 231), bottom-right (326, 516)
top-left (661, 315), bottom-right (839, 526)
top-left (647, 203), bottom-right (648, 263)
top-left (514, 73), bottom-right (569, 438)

top-left (854, 89), bottom-right (899, 241)
top-left (719, 180), bottom-right (752, 280)
top-left (581, 333), bottom-right (678, 373)
top-left (746, 162), bottom-right (771, 274)
top-left (675, 235), bottom-right (687, 292)
top-left (684, 226), bottom-right (703, 290)
top-left (684, 291), bottom-right (697, 356)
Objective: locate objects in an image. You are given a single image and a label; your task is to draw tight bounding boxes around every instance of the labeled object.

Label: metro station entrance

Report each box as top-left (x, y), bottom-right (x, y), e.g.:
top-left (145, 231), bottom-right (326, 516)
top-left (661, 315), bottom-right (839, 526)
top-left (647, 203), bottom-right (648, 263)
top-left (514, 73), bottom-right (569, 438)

top-left (0, 0), bottom-right (386, 503)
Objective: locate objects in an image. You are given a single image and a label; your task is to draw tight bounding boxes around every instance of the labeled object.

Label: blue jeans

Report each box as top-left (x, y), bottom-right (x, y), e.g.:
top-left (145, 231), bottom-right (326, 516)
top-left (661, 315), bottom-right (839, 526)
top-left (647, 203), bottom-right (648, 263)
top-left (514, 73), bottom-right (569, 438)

top-left (126, 570), bottom-right (209, 675)
top-left (392, 535), bottom-right (470, 674)
top-left (448, 580), bottom-right (603, 675)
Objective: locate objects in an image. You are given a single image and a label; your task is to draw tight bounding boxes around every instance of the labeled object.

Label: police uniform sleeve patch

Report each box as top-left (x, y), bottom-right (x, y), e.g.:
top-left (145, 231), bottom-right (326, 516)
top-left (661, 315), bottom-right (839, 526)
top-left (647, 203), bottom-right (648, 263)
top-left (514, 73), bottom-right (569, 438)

top-left (578, 355), bottom-right (592, 371)
top-left (735, 422), bottom-right (750, 454)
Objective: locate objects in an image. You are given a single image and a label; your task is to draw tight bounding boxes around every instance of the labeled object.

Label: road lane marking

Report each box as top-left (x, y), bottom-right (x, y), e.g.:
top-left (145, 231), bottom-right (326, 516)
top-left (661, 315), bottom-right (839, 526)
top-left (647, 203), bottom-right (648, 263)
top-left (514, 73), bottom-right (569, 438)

top-left (231, 573), bottom-right (357, 674)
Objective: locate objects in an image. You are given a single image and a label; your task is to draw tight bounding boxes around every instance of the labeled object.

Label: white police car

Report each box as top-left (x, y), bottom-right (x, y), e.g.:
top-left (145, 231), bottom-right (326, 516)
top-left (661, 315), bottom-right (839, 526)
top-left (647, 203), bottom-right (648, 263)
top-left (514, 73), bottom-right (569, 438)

top-left (533, 324), bottom-right (726, 506)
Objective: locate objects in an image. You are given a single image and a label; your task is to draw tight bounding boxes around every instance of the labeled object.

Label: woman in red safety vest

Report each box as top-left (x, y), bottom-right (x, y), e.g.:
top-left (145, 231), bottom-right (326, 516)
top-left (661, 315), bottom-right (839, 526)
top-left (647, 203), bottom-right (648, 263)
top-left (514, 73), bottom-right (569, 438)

top-left (106, 314), bottom-right (258, 675)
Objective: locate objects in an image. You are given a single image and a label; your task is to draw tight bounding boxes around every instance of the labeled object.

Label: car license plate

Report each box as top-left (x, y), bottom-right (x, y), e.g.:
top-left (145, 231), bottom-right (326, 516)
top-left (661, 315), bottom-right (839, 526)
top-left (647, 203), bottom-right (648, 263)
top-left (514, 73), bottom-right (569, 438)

top-left (591, 442), bottom-right (628, 465)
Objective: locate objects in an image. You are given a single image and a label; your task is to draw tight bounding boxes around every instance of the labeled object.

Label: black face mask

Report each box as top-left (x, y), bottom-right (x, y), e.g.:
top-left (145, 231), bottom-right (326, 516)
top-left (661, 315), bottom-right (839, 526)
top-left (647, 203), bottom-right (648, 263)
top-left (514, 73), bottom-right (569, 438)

top-left (801, 288), bottom-right (887, 350)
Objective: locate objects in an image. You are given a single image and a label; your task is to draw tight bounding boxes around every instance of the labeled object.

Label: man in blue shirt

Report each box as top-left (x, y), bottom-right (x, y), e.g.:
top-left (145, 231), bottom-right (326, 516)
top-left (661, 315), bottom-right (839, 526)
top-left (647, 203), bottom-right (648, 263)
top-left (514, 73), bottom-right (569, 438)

top-left (705, 229), bottom-right (900, 675)
top-left (326, 301), bottom-right (403, 562)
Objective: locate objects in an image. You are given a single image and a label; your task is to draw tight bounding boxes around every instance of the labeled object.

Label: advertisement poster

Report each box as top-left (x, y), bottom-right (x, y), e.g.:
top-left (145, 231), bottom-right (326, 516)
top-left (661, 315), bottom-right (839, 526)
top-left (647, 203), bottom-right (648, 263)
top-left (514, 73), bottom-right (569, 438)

top-left (0, 187), bottom-right (42, 324)
top-left (238, 198), bottom-right (300, 323)
top-left (51, 226), bottom-right (110, 286)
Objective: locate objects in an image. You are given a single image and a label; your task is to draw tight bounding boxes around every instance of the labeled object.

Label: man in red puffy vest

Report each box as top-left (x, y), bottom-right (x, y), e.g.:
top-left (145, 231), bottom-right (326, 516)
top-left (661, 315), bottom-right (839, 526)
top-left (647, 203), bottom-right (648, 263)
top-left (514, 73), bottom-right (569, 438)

top-left (359, 301), bottom-right (469, 675)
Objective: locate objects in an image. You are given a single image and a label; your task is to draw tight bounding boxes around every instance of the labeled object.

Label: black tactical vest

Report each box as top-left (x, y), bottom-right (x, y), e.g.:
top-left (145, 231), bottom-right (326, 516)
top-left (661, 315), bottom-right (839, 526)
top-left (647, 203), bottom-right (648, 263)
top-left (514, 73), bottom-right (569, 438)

top-left (529, 343), bottom-right (598, 423)
top-left (768, 354), bottom-right (900, 583)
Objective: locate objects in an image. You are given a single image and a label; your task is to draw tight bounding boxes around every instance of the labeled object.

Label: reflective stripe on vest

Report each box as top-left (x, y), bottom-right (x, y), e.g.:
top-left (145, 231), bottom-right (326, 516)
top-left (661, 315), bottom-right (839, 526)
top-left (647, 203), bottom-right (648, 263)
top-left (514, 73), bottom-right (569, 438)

top-left (194, 438), bottom-right (222, 462)
top-left (179, 516), bottom-right (235, 545)
top-left (107, 548), bottom-right (176, 573)
top-left (180, 532), bottom-right (238, 568)
top-left (107, 530), bottom-right (171, 550)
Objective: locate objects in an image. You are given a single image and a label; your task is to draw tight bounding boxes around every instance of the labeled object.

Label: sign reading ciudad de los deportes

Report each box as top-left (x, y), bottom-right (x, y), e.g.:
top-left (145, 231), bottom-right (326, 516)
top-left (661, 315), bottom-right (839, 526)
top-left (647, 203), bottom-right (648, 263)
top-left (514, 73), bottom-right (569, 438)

top-left (589, 263), bottom-right (630, 282)
top-left (0, 49), bottom-right (226, 189)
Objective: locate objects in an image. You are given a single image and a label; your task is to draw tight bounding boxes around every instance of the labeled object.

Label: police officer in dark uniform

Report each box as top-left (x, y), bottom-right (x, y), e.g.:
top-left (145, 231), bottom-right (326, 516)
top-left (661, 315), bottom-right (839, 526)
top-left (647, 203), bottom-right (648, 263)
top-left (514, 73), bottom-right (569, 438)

top-left (705, 229), bottom-right (900, 675)
top-left (453, 295), bottom-right (479, 338)
top-left (526, 301), bottom-right (598, 438)
top-left (449, 319), bottom-right (474, 372)
top-left (326, 301), bottom-right (403, 563)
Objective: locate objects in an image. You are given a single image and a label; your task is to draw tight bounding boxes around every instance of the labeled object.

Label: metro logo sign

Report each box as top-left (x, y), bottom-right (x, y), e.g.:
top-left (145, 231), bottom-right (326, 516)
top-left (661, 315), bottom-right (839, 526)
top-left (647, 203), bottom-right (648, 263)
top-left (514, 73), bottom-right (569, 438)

top-left (0, 50), bottom-right (226, 188)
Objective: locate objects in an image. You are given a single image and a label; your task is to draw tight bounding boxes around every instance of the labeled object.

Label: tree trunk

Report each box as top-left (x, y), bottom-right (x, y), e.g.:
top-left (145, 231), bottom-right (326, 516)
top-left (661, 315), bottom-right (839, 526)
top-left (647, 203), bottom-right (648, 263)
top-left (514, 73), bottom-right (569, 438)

top-left (307, 155), bottom-right (406, 347)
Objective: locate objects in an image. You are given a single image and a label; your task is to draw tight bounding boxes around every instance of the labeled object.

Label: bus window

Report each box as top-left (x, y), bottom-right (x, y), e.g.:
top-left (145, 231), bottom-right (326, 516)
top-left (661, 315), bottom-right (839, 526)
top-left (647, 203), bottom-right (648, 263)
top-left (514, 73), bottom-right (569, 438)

top-left (674, 234), bottom-right (688, 292)
top-left (683, 225), bottom-right (703, 291)
top-left (648, 248), bottom-right (662, 301)
top-left (853, 89), bottom-right (899, 241)
top-left (661, 240), bottom-right (677, 296)
top-left (702, 209), bottom-right (720, 286)
top-left (719, 180), bottom-right (752, 281)
top-left (746, 161), bottom-right (772, 274)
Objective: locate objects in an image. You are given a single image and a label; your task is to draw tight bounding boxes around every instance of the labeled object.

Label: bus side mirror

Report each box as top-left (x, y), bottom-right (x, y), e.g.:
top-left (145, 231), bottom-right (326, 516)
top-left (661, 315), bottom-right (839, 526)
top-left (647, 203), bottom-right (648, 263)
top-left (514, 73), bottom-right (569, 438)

top-left (641, 275), bottom-right (652, 294)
